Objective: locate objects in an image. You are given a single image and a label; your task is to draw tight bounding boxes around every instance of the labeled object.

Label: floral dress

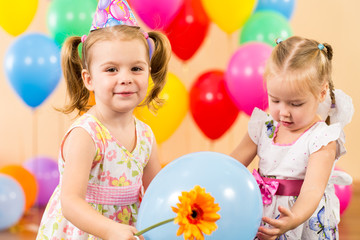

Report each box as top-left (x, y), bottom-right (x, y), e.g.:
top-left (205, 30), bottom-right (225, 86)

top-left (36, 114), bottom-right (154, 240)
top-left (249, 89), bottom-right (354, 240)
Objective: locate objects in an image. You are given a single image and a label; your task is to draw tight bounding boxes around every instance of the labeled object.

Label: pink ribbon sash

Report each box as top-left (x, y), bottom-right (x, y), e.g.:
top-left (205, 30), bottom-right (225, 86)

top-left (85, 183), bottom-right (141, 206)
top-left (252, 169), bottom-right (303, 205)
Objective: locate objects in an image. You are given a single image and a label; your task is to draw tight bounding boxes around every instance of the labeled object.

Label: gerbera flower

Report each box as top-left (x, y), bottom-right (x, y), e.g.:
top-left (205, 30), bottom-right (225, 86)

top-left (136, 185), bottom-right (221, 240)
top-left (172, 186), bottom-right (221, 240)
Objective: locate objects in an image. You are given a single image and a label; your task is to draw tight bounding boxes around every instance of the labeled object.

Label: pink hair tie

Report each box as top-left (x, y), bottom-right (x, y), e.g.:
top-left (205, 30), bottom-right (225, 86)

top-left (142, 31), bottom-right (149, 39)
top-left (81, 35), bottom-right (87, 43)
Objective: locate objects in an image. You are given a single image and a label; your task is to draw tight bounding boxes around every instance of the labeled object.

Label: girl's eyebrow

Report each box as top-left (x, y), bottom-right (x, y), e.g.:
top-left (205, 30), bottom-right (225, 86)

top-left (268, 93), bottom-right (305, 102)
top-left (268, 94), bottom-right (278, 99)
top-left (99, 60), bottom-right (147, 67)
top-left (99, 61), bottom-right (117, 67)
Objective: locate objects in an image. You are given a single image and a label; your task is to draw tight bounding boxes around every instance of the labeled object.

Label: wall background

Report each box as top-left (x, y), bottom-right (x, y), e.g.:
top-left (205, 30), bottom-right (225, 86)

top-left (0, 0), bottom-right (359, 180)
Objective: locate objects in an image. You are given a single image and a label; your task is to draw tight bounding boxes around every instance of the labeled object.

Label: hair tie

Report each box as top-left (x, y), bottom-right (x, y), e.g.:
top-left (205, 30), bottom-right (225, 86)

top-left (318, 43), bottom-right (324, 50)
top-left (276, 38), bottom-right (283, 44)
top-left (81, 35), bottom-right (87, 43)
top-left (142, 31), bottom-right (149, 39)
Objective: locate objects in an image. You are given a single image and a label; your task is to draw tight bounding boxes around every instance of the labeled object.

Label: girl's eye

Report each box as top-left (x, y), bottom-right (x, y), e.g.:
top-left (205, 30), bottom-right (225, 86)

top-left (106, 67), bottom-right (117, 72)
top-left (132, 67), bottom-right (143, 72)
top-left (292, 103), bottom-right (304, 107)
top-left (271, 99), bottom-right (279, 103)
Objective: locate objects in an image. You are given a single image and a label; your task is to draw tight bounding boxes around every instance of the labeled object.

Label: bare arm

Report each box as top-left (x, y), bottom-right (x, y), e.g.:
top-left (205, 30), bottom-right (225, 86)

top-left (142, 139), bottom-right (161, 191)
top-left (230, 132), bottom-right (258, 167)
top-left (257, 141), bottom-right (336, 240)
top-left (60, 128), bottom-right (143, 240)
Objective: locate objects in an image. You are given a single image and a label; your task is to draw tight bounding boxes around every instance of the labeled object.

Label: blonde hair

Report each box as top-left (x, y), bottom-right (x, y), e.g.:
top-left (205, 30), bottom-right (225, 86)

top-left (264, 36), bottom-right (335, 124)
top-left (60, 25), bottom-right (171, 115)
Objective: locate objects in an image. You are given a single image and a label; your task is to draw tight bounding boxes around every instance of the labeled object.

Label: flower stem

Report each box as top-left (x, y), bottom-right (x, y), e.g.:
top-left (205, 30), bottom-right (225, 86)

top-left (135, 218), bottom-right (175, 236)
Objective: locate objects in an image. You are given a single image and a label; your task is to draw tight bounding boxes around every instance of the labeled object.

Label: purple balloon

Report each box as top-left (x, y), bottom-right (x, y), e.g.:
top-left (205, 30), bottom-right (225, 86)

top-left (225, 42), bottom-right (272, 116)
top-left (24, 156), bottom-right (59, 206)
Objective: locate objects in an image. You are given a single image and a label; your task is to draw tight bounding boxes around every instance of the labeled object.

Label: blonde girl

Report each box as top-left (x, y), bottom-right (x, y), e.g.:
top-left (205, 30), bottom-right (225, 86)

top-left (231, 36), bottom-right (353, 240)
top-left (36, 1), bottom-right (171, 240)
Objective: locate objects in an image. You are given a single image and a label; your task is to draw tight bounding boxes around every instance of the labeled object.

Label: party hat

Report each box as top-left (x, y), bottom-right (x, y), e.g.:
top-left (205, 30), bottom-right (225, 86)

top-left (90, 0), bottom-right (138, 31)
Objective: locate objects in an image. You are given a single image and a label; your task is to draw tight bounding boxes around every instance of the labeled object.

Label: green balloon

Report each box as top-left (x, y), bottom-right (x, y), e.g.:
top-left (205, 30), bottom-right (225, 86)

top-left (47, 0), bottom-right (98, 46)
top-left (239, 11), bottom-right (293, 47)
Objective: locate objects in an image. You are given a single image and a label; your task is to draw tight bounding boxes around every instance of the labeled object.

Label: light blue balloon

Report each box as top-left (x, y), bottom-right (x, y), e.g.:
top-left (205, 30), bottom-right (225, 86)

top-left (4, 33), bottom-right (61, 108)
top-left (0, 174), bottom-right (25, 230)
top-left (137, 151), bottom-right (262, 240)
top-left (255, 0), bottom-right (296, 19)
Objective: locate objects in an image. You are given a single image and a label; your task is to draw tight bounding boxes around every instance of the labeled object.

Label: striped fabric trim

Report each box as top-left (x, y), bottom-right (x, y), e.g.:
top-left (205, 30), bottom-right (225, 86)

top-left (85, 183), bottom-right (141, 206)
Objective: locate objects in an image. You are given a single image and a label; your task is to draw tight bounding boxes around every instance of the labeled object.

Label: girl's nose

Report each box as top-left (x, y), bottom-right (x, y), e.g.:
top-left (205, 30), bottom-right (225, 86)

top-left (279, 105), bottom-right (290, 117)
top-left (120, 79), bottom-right (132, 85)
top-left (119, 72), bottom-right (133, 85)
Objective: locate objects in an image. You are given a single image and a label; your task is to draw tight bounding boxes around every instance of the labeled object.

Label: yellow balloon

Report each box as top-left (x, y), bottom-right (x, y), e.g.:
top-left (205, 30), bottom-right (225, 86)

top-left (134, 73), bottom-right (188, 144)
top-left (0, 0), bottom-right (38, 36)
top-left (201, 0), bottom-right (256, 34)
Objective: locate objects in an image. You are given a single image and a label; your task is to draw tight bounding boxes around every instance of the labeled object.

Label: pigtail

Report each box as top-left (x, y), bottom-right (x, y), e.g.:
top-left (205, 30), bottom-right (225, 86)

top-left (143, 31), bottom-right (171, 111)
top-left (59, 36), bottom-right (90, 115)
top-left (322, 43), bottom-right (336, 125)
top-left (323, 43), bottom-right (333, 60)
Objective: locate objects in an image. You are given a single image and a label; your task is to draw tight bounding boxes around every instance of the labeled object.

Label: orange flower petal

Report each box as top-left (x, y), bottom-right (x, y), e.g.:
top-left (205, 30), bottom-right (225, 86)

top-left (172, 186), bottom-right (221, 240)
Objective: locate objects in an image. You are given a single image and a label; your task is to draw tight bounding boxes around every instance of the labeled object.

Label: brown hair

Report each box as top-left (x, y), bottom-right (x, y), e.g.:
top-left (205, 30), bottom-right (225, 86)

top-left (59, 25), bottom-right (171, 115)
top-left (264, 36), bottom-right (335, 124)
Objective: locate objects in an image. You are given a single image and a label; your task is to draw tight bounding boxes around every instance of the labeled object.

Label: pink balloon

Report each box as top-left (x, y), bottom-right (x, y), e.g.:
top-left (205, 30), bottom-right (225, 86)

top-left (333, 166), bottom-right (353, 215)
top-left (334, 184), bottom-right (352, 215)
top-left (110, 1), bottom-right (130, 21)
top-left (225, 42), bottom-right (272, 116)
top-left (129, 0), bottom-right (184, 29)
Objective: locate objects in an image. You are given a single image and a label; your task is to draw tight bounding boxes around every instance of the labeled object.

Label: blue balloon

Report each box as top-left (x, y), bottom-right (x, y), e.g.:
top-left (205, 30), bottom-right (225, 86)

top-left (255, 0), bottom-right (296, 19)
top-left (0, 174), bottom-right (25, 230)
top-left (137, 151), bottom-right (262, 240)
top-left (4, 33), bottom-right (62, 108)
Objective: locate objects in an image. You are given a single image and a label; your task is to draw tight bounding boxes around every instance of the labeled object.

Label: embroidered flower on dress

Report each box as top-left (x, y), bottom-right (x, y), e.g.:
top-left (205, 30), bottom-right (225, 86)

top-left (109, 207), bottom-right (133, 225)
top-left (106, 149), bottom-right (117, 161)
top-left (111, 173), bottom-right (132, 186)
top-left (89, 121), bottom-right (111, 148)
top-left (309, 206), bottom-right (336, 239)
top-left (98, 170), bottom-right (111, 182)
top-left (265, 120), bottom-right (275, 138)
top-left (63, 225), bottom-right (74, 235)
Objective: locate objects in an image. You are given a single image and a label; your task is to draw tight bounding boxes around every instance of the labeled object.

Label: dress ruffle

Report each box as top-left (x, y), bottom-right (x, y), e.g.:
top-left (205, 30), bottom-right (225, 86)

top-left (317, 89), bottom-right (354, 128)
top-left (308, 122), bottom-right (346, 159)
top-left (248, 108), bottom-right (272, 144)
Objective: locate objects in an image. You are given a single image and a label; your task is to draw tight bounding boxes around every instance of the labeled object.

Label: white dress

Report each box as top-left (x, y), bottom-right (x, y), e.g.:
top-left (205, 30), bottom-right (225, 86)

top-left (248, 89), bottom-right (353, 240)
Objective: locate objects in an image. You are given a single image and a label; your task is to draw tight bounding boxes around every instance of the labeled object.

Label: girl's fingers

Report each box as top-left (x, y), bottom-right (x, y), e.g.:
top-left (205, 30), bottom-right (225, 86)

top-left (278, 205), bottom-right (292, 216)
top-left (258, 226), bottom-right (280, 236)
top-left (262, 216), bottom-right (282, 228)
top-left (257, 231), bottom-right (277, 240)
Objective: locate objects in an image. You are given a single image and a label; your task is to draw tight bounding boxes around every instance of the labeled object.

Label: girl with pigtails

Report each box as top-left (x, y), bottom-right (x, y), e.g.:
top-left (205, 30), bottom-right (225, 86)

top-left (36, 1), bottom-right (171, 240)
top-left (231, 36), bottom-right (354, 240)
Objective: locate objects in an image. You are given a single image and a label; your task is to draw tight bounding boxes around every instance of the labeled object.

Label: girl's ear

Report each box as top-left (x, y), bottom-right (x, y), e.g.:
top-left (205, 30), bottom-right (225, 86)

top-left (319, 82), bottom-right (329, 102)
top-left (82, 69), bottom-right (94, 91)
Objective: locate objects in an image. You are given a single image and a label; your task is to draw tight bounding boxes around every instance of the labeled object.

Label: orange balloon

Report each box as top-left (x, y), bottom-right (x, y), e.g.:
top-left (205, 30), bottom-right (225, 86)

top-left (0, 164), bottom-right (38, 211)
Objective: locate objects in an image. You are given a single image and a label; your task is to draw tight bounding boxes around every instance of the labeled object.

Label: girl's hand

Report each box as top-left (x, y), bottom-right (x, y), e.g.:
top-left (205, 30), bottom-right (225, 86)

top-left (107, 223), bottom-right (145, 240)
top-left (256, 206), bottom-right (297, 240)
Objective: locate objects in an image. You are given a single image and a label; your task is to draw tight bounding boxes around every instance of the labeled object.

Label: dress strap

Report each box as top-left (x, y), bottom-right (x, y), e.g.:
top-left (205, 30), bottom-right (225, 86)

top-left (85, 183), bottom-right (141, 206)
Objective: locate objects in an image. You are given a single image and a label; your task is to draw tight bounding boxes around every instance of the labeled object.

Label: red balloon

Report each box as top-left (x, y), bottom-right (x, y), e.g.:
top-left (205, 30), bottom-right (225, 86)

top-left (190, 70), bottom-right (239, 140)
top-left (164, 0), bottom-right (210, 61)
